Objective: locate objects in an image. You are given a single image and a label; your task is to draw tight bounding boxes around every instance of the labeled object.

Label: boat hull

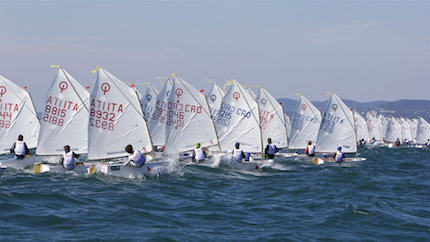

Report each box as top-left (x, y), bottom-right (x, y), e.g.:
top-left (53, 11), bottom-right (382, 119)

top-left (97, 161), bottom-right (170, 178)
top-left (33, 163), bottom-right (95, 174)
top-left (0, 155), bottom-right (48, 169)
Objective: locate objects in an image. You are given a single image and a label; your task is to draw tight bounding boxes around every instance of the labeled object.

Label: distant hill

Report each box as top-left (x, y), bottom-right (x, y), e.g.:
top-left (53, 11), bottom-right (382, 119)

top-left (278, 98), bottom-right (430, 121)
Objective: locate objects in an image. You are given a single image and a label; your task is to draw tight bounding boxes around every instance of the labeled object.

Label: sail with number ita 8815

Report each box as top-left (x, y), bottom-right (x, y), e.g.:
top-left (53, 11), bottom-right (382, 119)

top-left (316, 94), bottom-right (356, 153)
top-left (0, 75), bottom-right (40, 155)
top-left (87, 67), bottom-right (153, 160)
top-left (36, 67), bottom-right (89, 155)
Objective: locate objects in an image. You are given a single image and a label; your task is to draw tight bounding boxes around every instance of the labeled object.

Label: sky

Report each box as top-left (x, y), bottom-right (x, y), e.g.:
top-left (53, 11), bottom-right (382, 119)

top-left (1, 0), bottom-right (429, 111)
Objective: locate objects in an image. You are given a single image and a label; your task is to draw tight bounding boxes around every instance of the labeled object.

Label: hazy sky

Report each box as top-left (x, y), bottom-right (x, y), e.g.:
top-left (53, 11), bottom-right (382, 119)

top-left (1, 0), bottom-right (429, 110)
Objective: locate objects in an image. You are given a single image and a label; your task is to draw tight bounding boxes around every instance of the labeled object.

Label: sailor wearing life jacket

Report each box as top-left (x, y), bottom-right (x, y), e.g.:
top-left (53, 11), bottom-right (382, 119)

top-left (10, 135), bottom-right (30, 159)
top-left (265, 138), bottom-right (279, 159)
top-left (232, 142), bottom-right (246, 162)
top-left (333, 146), bottom-right (345, 163)
top-left (123, 144), bottom-right (146, 167)
top-left (192, 142), bottom-right (207, 163)
top-left (304, 141), bottom-right (316, 157)
top-left (60, 145), bottom-right (80, 170)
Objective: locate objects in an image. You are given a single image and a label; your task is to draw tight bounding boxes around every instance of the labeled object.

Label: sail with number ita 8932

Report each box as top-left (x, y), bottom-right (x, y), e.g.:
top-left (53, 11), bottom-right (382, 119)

top-left (87, 67), bottom-right (153, 160)
top-left (289, 95), bottom-right (321, 149)
top-left (0, 75), bottom-right (40, 155)
top-left (36, 67), bottom-right (89, 155)
top-left (316, 93), bottom-right (356, 153)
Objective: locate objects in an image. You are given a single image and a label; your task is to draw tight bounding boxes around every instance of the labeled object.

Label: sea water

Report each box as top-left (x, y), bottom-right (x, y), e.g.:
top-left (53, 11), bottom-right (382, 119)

top-left (0, 147), bottom-right (429, 240)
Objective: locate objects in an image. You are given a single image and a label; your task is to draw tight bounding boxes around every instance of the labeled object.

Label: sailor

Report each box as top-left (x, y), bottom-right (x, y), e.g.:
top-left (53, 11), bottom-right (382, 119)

top-left (232, 142), bottom-right (246, 162)
top-left (395, 138), bottom-right (401, 146)
top-left (304, 141), bottom-right (316, 157)
top-left (59, 145), bottom-right (80, 170)
top-left (426, 139), bottom-right (430, 147)
top-left (332, 146), bottom-right (345, 163)
top-left (371, 137), bottom-right (376, 143)
top-left (265, 138), bottom-right (278, 159)
top-left (123, 144), bottom-right (146, 167)
top-left (9, 135), bottom-right (30, 159)
top-left (359, 139), bottom-right (366, 146)
top-left (192, 142), bottom-right (207, 163)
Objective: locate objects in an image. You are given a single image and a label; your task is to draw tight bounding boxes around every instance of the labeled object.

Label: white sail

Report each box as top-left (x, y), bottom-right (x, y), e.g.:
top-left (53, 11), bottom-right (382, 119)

top-left (366, 113), bottom-right (382, 141)
top-left (415, 117), bottom-right (430, 144)
top-left (256, 87), bottom-right (288, 148)
top-left (207, 84), bottom-right (224, 118)
top-left (148, 79), bottom-right (172, 146)
top-left (316, 94), bottom-right (356, 153)
top-left (284, 113), bottom-right (291, 139)
top-left (385, 117), bottom-right (402, 143)
top-left (36, 68), bottom-right (89, 155)
top-left (214, 80), bottom-right (261, 153)
top-left (289, 95), bottom-right (321, 149)
top-left (399, 117), bottom-right (412, 142)
top-left (379, 114), bottom-right (388, 140)
top-left (140, 83), bottom-right (159, 121)
top-left (157, 74), bottom-right (219, 153)
top-left (87, 67), bottom-right (153, 160)
top-left (0, 75), bottom-right (40, 154)
top-left (408, 119), bottom-right (417, 142)
top-left (353, 111), bottom-right (370, 142)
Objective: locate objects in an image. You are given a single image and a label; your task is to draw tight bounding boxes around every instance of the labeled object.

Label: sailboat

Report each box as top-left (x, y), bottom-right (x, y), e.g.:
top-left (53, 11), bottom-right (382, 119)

top-left (366, 113), bottom-right (383, 142)
top-left (148, 79), bottom-right (173, 150)
top-left (379, 114), bottom-right (388, 140)
top-left (407, 119), bottom-right (418, 143)
top-left (353, 110), bottom-right (370, 143)
top-left (289, 95), bottom-right (321, 150)
top-left (0, 75), bottom-right (40, 169)
top-left (157, 74), bottom-right (220, 154)
top-left (207, 83), bottom-right (225, 118)
top-left (399, 117), bottom-right (412, 144)
top-left (256, 87), bottom-right (297, 159)
top-left (33, 66), bottom-right (93, 173)
top-left (213, 80), bottom-right (271, 169)
top-left (415, 117), bottom-right (430, 145)
top-left (385, 117), bottom-right (402, 147)
top-left (78, 67), bottom-right (167, 177)
top-left (139, 83), bottom-right (159, 122)
top-left (313, 93), bottom-right (366, 164)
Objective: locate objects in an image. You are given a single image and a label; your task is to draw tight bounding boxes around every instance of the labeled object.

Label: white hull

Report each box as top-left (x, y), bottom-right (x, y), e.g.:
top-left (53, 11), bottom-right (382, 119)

top-left (0, 155), bottom-right (48, 169)
top-left (33, 163), bottom-right (95, 174)
top-left (97, 161), bottom-right (171, 178)
top-left (312, 157), bottom-right (366, 165)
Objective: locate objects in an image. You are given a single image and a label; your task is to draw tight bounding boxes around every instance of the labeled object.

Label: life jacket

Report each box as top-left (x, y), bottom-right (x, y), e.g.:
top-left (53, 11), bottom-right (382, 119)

top-left (194, 148), bottom-right (206, 162)
top-left (63, 151), bottom-right (75, 170)
top-left (307, 145), bottom-right (315, 155)
top-left (14, 141), bottom-right (26, 156)
top-left (129, 150), bottom-right (145, 167)
top-left (233, 148), bottom-right (243, 162)
top-left (335, 151), bottom-right (343, 162)
top-left (267, 144), bottom-right (277, 155)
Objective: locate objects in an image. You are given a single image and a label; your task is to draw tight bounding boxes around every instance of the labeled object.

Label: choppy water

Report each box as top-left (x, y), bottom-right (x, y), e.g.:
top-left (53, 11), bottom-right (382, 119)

top-left (1, 147), bottom-right (429, 241)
